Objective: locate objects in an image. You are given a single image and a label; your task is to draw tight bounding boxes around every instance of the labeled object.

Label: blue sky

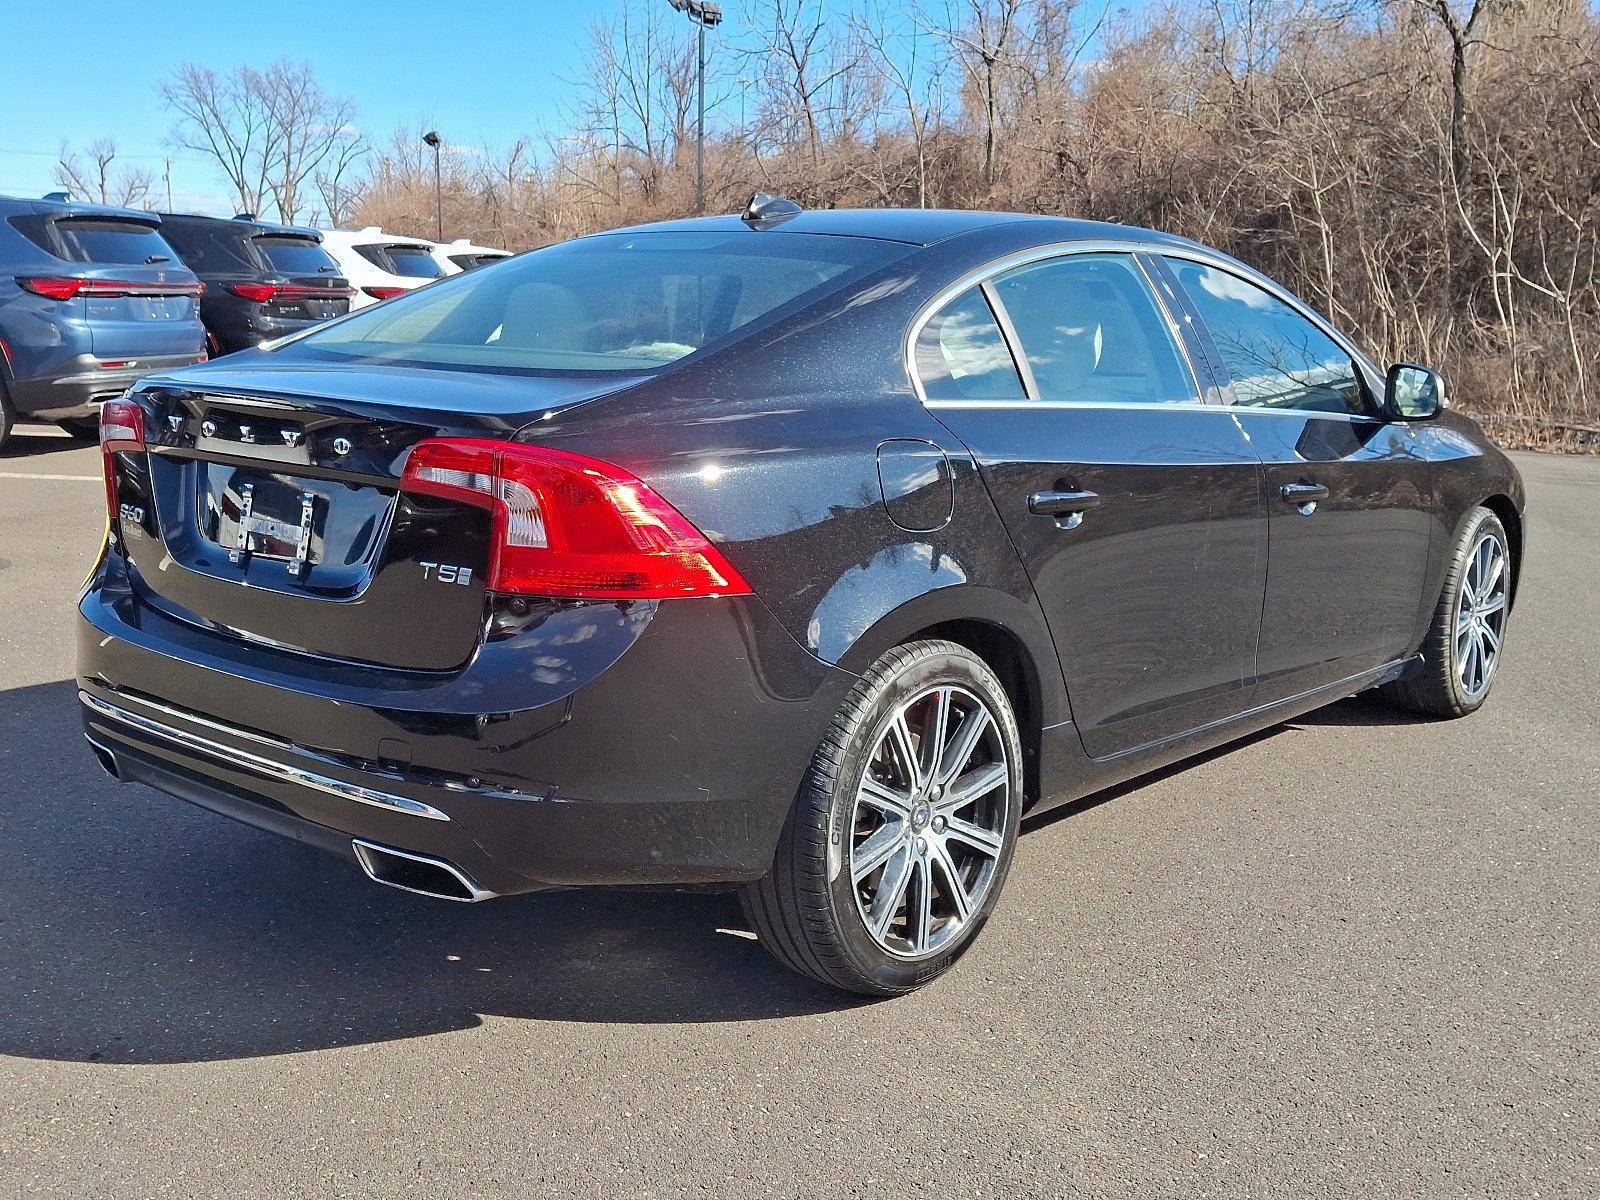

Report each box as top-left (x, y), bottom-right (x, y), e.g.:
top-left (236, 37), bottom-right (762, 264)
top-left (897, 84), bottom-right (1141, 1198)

top-left (1, 0), bottom-right (1130, 216)
top-left (0, 0), bottom-right (606, 211)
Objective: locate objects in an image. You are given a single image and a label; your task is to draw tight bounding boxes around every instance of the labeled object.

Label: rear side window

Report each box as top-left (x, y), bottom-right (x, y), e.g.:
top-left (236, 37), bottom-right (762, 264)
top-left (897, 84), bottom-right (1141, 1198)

top-left (355, 243), bottom-right (445, 279)
top-left (43, 218), bottom-right (178, 266)
top-left (160, 221), bottom-right (255, 273)
top-left (990, 253), bottom-right (1196, 404)
top-left (295, 230), bottom-right (912, 374)
top-left (913, 287), bottom-right (1026, 401)
top-left (254, 236), bottom-right (340, 276)
top-left (1165, 258), bottom-right (1367, 416)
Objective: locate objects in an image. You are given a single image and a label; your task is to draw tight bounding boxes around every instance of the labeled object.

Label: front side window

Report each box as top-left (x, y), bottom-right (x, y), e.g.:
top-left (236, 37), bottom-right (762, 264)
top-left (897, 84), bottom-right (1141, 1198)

top-left (913, 286), bottom-right (1026, 401)
top-left (295, 230), bottom-right (911, 375)
top-left (1166, 258), bottom-right (1368, 416)
top-left (990, 254), bottom-right (1197, 404)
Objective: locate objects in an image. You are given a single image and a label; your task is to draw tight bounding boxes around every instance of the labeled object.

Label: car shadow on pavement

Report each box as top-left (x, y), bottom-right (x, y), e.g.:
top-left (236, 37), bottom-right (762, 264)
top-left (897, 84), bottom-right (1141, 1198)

top-left (0, 424), bottom-right (96, 460)
top-left (0, 679), bottom-right (866, 1066)
top-left (2, 679), bottom-right (1419, 1064)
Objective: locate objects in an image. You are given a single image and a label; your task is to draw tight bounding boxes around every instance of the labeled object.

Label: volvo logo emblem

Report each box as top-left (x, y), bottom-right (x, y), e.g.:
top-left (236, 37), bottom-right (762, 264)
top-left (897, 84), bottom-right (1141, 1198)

top-left (200, 419), bottom-right (216, 438)
top-left (331, 437), bottom-right (352, 457)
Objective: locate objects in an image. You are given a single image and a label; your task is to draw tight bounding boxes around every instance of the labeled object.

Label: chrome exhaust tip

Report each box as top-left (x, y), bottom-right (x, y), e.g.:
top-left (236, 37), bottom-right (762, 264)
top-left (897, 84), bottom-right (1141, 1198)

top-left (85, 736), bottom-right (121, 781)
top-left (351, 839), bottom-right (495, 903)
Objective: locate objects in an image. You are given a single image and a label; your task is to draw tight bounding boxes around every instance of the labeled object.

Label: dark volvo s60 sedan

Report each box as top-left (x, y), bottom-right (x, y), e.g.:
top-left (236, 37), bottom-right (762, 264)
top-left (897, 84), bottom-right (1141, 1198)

top-left (78, 200), bottom-right (1524, 995)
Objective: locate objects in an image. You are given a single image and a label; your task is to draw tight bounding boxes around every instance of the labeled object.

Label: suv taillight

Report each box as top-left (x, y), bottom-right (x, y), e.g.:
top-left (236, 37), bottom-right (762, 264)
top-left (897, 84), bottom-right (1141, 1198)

top-left (99, 397), bottom-right (146, 522)
top-left (400, 439), bottom-right (750, 600)
top-left (18, 277), bottom-right (204, 299)
top-left (228, 283), bottom-right (356, 302)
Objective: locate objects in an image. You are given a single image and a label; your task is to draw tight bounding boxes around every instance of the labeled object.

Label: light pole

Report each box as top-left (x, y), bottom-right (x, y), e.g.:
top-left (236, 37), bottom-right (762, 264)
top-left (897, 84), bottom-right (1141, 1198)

top-left (668, 0), bottom-right (722, 214)
top-left (422, 130), bottom-right (443, 240)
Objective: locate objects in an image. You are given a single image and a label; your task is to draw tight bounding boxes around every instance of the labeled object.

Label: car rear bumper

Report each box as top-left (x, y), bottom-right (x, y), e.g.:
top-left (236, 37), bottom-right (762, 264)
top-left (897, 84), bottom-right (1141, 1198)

top-left (77, 565), bottom-right (857, 897)
top-left (10, 353), bottom-right (206, 419)
top-left (206, 308), bottom-right (340, 354)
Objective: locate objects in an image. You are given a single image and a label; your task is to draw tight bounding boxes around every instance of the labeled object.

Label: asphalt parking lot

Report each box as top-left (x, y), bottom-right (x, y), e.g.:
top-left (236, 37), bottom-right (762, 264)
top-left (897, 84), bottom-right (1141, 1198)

top-left (0, 427), bottom-right (1593, 1199)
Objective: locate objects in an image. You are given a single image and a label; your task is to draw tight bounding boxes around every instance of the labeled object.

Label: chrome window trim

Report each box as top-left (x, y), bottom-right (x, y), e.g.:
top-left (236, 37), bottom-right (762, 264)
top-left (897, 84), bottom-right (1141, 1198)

top-left (80, 689), bottom-right (452, 821)
top-left (921, 397), bottom-right (1384, 424)
top-left (904, 238), bottom-right (1387, 422)
top-left (977, 279), bottom-right (1036, 399)
top-left (905, 240), bottom-right (1211, 410)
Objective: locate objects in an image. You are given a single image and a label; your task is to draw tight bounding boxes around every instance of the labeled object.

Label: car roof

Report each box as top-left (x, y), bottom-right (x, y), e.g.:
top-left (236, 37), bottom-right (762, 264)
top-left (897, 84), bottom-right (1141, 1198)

top-left (0, 193), bottom-right (163, 224)
top-left (440, 239), bottom-right (509, 255)
top-left (157, 212), bottom-right (324, 241)
top-left (320, 227), bottom-right (435, 249)
top-left (588, 207), bottom-right (1206, 251)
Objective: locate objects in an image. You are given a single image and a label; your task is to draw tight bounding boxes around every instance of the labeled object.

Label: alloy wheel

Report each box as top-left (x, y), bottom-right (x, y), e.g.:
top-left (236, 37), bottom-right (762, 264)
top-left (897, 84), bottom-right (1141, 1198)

top-left (1455, 530), bottom-right (1509, 698)
top-left (848, 684), bottom-right (1011, 960)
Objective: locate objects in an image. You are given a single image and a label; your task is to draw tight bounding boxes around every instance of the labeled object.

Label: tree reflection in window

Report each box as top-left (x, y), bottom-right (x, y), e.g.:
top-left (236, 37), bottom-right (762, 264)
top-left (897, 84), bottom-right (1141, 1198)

top-left (914, 287), bottom-right (1026, 400)
top-left (1168, 259), bottom-right (1368, 417)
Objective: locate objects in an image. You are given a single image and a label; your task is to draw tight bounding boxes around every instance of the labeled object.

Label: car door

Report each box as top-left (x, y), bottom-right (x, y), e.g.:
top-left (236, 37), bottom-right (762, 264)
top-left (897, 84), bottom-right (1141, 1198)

top-left (1156, 254), bottom-right (1433, 700)
top-left (915, 250), bottom-right (1268, 759)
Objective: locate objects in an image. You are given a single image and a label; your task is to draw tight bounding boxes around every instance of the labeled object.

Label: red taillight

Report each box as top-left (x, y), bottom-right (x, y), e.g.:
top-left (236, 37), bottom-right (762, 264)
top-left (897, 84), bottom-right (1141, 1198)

top-left (18, 276), bottom-right (204, 300)
top-left (99, 398), bottom-right (146, 522)
top-left (363, 285), bottom-right (407, 300)
top-left (19, 276), bottom-right (84, 300)
top-left (401, 439), bottom-right (751, 600)
top-left (230, 282), bottom-right (356, 302)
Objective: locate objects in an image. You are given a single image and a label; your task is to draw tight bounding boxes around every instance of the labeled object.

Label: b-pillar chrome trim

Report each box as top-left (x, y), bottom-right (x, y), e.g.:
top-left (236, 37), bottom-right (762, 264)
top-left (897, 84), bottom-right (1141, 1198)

top-left (79, 689), bottom-right (451, 821)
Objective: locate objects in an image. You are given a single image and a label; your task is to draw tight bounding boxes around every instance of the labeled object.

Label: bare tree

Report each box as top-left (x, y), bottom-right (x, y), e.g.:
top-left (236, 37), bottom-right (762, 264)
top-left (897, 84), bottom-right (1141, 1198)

top-left (161, 59), bottom-right (363, 223)
top-left (54, 138), bottom-right (152, 208)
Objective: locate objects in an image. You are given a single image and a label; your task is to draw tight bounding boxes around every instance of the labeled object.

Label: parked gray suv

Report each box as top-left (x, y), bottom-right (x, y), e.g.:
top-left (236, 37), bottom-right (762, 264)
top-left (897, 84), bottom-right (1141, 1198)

top-left (0, 195), bottom-right (205, 448)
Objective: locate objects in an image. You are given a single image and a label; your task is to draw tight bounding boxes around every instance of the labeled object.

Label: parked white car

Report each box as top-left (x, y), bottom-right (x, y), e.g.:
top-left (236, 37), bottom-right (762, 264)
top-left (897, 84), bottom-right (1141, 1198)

top-left (433, 238), bottom-right (512, 275)
top-left (318, 228), bottom-right (445, 309)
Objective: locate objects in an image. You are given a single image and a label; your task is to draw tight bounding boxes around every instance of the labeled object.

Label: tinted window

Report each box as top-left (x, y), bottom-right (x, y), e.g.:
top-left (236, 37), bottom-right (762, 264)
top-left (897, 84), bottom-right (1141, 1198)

top-left (159, 220), bottom-right (255, 273)
top-left (254, 236), bottom-right (340, 276)
top-left (295, 231), bottom-right (911, 374)
top-left (450, 253), bottom-right (506, 271)
top-left (1167, 258), bottom-right (1367, 416)
top-left (353, 243), bottom-right (445, 279)
top-left (991, 254), bottom-right (1196, 403)
top-left (50, 218), bottom-right (178, 266)
top-left (913, 287), bottom-right (1025, 400)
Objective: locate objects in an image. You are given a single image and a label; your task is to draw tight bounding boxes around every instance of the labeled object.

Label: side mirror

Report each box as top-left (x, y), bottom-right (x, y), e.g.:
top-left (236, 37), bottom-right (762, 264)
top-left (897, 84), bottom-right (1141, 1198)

top-left (1385, 363), bottom-right (1446, 421)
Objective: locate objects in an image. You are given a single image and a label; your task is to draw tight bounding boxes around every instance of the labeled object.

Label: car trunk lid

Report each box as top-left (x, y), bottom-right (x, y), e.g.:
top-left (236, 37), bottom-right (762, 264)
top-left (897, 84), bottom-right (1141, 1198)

top-left (113, 364), bottom-right (646, 671)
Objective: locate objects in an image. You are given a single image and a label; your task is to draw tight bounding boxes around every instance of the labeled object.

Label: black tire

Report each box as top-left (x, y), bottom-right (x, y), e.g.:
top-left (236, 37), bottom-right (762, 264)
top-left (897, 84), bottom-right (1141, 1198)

top-left (740, 639), bottom-right (1024, 996)
top-left (0, 381), bottom-right (15, 452)
top-left (1379, 505), bottom-right (1511, 718)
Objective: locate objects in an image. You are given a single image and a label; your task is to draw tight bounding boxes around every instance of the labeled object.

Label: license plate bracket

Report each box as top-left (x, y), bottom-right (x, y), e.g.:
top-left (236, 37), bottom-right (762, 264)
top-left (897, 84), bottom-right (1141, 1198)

top-left (227, 480), bottom-right (318, 575)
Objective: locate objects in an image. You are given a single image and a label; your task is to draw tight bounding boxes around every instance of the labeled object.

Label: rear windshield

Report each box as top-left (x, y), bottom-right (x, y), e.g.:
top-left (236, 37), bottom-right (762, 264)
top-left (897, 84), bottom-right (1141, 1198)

top-left (47, 217), bottom-right (177, 265)
top-left (159, 219), bottom-right (255, 272)
top-left (292, 231), bottom-right (912, 374)
top-left (450, 252), bottom-right (506, 271)
top-left (254, 235), bottom-right (340, 276)
top-left (354, 242), bottom-right (445, 279)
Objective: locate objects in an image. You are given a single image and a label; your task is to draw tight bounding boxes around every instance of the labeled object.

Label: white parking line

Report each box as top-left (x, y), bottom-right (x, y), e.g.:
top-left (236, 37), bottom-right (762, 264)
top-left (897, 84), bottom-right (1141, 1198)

top-left (0, 472), bottom-right (101, 482)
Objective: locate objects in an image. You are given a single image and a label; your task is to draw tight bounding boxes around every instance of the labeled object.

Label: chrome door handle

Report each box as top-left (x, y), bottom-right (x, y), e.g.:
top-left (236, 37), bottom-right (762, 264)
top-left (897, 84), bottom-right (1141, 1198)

top-left (1029, 489), bottom-right (1100, 530)
top-left (1279, 482), bottom-right (1329, 504)
top-left (1028, 489), bottom-right (1102, 517)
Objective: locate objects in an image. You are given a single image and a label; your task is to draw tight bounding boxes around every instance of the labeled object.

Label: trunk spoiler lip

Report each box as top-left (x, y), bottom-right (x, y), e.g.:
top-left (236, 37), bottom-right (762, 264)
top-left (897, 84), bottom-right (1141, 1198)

top-left (127, 361), bottom-right (654, 427)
